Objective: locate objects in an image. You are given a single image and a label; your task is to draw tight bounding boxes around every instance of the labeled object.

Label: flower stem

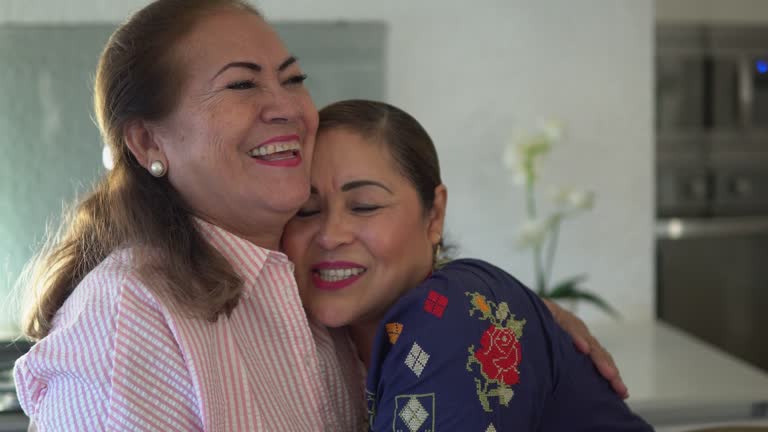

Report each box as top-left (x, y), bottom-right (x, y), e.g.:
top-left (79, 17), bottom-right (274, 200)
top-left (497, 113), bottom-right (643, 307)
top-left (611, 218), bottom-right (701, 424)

top-left (543, 216), bottom-right (561, 289)
top-left (526, 181), bottom-right (537, 218)
top-left (526, 181), bottom-right (546, 294)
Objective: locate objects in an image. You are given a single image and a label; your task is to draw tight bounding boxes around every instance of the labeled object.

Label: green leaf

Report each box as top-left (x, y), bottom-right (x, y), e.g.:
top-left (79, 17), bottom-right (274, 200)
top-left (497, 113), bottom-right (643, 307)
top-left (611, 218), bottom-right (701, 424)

top-left (542, 276), bottom-right (620, 318)
top-left (547, 274), bottom-right (588, 293)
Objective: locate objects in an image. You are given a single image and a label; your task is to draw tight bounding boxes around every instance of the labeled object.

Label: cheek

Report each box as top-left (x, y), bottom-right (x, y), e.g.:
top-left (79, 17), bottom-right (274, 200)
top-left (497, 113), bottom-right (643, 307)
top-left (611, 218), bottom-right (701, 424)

top-left (299, 97), bottom-right (318, 160)
top-left (297, 90), bottom-right (318, 127)
top-left (362, 219), bottom-right (430, 264)
top-left (202, 109), bottom-right (237, 151)
top-left (283, 223), bottom-right (315, 264)
top-left (167, 114), bottom-right (218, 163)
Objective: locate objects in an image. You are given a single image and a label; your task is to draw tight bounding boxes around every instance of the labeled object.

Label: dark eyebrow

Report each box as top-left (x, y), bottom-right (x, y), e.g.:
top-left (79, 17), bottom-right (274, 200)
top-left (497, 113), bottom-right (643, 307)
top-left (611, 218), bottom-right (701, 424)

top-left (278, 56), bottom-right (297, 72)
top-left (341, 180), bottom-right (393, 194)
top-left (213, 56), bottom-right (298, 80)
top-left (308, 180), bottom-right (392, 195)
top-left (213, 61), bottom-right (261, 79)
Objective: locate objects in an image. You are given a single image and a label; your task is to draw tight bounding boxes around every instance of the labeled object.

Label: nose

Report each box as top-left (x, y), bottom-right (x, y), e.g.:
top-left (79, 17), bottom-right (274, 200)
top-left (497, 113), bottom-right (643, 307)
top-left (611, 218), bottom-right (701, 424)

top-left (315, 211), bottom-right (354, 251)
top-left (260, 85), bottom-right (301, 124)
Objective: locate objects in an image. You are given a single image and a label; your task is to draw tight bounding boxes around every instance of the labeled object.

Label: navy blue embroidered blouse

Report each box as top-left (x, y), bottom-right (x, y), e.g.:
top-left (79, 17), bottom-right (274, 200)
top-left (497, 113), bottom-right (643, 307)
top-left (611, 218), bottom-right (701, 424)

top-left (365, 259), bottom-right (652, 432)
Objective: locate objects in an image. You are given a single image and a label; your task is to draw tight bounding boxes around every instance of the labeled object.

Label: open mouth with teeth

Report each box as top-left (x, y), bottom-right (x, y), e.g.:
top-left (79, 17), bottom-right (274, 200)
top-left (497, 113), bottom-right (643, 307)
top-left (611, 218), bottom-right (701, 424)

top-left (249, 141), bottom-right (301, 163)
top-left (311, 266), bottom-right (367, 290)
top-left (315, 267), bottom-right (366, 282)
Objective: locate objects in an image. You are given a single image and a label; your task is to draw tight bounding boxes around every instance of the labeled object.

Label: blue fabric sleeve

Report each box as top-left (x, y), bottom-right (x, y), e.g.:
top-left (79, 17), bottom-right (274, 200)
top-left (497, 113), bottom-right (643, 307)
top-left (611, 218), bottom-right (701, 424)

top-left (365, 259), bottom-right (652, 432)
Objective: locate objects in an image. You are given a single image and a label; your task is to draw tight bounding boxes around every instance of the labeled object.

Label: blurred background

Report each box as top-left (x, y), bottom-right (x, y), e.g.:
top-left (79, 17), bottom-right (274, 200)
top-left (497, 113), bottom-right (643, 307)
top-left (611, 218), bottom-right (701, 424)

top-left (0, 0), bottom-right (766, 431)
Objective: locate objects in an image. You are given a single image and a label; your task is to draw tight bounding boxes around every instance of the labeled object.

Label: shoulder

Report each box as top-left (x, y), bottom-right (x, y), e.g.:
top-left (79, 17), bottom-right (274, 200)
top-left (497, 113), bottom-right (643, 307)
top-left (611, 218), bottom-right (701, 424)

top-left (371, 258), bottom-right (548, 383)
top-left (54, 248), bottom-right (165, 329)
top-left (14, 249), bottom-right (188, 423)
top-left (366, 259), bottom-right (556, 429)
top-left (386, 258), bottom-right (542, 325)
top-left (378, 259), bottom-right (547, 361)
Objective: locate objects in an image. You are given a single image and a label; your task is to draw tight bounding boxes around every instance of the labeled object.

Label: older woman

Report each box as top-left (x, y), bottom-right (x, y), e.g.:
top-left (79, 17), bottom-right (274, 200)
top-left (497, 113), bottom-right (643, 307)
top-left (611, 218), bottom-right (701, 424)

top-left (15, 1), bottom-right (364, 430)
top-left (14, 1), bottom-right (623, 431)
top-left (282, 99), bottom-right (651, 430)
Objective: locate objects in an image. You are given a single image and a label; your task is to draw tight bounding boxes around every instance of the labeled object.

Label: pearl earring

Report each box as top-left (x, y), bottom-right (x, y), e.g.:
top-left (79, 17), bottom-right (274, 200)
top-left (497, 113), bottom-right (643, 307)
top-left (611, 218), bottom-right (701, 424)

top-left (149, 160), bottom-right (166, 177)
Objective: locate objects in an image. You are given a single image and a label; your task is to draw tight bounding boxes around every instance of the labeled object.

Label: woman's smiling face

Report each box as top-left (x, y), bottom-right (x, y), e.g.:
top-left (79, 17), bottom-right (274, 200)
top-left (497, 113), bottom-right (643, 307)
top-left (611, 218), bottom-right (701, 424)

top-left (150, 9), bottom-right (318, 245)
top-left (282, 127), bottom-right (444, 328)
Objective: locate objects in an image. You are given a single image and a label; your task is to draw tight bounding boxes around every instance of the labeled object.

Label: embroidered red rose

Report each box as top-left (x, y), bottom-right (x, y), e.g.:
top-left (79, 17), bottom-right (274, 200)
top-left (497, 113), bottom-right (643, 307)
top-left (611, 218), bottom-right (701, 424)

top-left (474, 324), bottom-right (522, 386)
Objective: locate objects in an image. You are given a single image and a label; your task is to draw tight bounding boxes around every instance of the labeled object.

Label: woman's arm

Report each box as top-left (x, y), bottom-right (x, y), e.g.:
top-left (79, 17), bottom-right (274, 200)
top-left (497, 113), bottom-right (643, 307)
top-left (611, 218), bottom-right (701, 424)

top-left (542, 298), bottom-right (629, 399)
top-left (14, 271), bottom-right (203, 432)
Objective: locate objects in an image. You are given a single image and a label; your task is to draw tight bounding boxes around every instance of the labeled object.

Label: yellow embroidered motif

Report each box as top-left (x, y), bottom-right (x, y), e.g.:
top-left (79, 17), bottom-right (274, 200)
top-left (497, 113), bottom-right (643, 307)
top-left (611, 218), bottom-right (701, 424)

top-left (472, 294), bottom-right (491, 314)
top-left (386, 322), bottom-right (403, 344)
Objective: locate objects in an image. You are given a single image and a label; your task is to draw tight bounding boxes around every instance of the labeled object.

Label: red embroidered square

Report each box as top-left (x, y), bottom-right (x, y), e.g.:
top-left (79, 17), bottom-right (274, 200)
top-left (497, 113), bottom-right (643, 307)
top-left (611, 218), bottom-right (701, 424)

top-left (423, 290), bottom-right (448, 318)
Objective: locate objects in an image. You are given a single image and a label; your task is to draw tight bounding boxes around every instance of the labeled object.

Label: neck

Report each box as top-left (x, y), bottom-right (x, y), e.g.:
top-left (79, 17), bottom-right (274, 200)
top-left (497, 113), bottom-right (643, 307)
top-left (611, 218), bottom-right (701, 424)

top-left (348, 319), bottom-right (380, 369)
top-left (195, 212), bottom-right (288, 251)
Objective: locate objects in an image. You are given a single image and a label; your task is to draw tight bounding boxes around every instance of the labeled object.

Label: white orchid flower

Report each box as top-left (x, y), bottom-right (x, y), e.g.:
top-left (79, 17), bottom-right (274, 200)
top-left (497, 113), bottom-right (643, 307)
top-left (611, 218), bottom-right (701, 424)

top-left (517, 218), bottom-right (550, 249)
top-left (518, 133), bottom-right (551, 159)
top-left (502, 140), bottom-right (518, 172)
top-left (502, 142), bottom-right (527, 185)
top-left (568, 189), bottom-right (595, 210)
top-left (503, 130), bottom-right (553, 187)
top-left (552, 186), bottom-right (573, 206)
top-left (538, 119), bottom-right (564, 143)
top-left (552, 187), bottom-right (595, 212)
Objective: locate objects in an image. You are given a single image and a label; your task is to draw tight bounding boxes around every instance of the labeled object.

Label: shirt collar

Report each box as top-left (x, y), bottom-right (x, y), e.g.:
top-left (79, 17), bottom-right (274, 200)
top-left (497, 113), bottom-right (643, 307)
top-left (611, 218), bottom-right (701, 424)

top-left (194, 218), bottom-right (294, 288)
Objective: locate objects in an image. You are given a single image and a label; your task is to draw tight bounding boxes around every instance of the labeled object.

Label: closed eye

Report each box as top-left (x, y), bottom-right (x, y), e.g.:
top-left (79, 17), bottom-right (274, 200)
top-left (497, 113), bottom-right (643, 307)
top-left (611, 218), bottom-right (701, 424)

top-left (352, 205), bottom-right (381, 214)
top-left (226, 79), bottom-right (256, 90)
top-left (295, 208), bottom-right (320, 218)
top-left (283, 74), bottom-right (308, 86)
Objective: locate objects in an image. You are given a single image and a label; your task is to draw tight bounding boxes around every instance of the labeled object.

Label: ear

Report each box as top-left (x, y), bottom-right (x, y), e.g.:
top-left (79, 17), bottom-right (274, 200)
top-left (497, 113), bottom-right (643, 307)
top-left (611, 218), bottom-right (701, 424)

top-left (427, 184), bottom-right (448, 245)
top-left (123, 119), bottom-right (167, 171)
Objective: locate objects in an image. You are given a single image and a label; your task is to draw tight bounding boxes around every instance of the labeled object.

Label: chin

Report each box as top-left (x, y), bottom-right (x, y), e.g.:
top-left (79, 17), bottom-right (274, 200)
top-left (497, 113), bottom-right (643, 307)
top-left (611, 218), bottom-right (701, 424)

top-left (310, 306), bottom-right (353, 329)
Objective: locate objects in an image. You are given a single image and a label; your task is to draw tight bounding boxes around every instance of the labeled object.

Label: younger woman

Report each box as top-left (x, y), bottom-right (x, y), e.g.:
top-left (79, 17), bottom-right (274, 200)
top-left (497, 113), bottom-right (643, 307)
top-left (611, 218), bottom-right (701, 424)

top-left (283, 100), bottom-right (652, 431)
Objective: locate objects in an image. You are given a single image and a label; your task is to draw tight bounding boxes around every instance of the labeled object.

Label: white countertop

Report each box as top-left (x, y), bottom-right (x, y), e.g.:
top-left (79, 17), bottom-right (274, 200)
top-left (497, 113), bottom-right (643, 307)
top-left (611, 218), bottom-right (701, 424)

top-left (591, 320), bottom-right (768, 427)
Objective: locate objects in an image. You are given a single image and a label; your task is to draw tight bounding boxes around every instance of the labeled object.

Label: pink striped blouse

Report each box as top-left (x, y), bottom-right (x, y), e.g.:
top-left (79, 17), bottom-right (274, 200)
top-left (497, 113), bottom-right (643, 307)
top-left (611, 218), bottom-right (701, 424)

top-left (14, 220), bottom-right (367, 431)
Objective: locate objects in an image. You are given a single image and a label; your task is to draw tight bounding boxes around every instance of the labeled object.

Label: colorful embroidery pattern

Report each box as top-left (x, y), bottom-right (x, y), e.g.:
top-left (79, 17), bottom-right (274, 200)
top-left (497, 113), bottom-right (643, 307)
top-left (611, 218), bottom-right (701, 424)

top-left (386, 322), bottom-right (404, 344)
top-left (465, 292), bottom-right (526, 412)
top-left (366, 389), bottom-right (376, 430)
top-left (394, 393), bottom-right (435, 432)
top-left (404, 342), bottom-right (430, 378)
top-left (423, 290), bottom-right (448, 318)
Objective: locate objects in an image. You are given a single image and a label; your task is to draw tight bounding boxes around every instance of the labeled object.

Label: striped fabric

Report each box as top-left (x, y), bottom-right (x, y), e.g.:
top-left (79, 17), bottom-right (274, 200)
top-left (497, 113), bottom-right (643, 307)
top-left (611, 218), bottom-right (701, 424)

top-left (14, 220), bottom-right (366, 431)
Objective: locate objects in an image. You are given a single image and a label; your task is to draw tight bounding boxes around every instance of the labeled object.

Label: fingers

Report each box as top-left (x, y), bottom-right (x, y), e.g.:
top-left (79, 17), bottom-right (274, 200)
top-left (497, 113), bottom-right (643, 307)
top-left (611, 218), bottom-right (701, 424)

top-left (565, 318), bottom-right (592, 354)
top-left (542, 298), bottom-right (560, 320)
top-left (591, 342), bottom-right (618, 377)
top-left (590, 344), bottom-right (629, 399)
top-left (572, 335), bottom-right (591, 354)
top-left (542, 298), bottom-right (631, 399)
top-left (595, 351), bottom-right (619, 381)
top-left (550, 300), bottom-right (592, 354)
top-left (612, 378), bottom-right (630, 400)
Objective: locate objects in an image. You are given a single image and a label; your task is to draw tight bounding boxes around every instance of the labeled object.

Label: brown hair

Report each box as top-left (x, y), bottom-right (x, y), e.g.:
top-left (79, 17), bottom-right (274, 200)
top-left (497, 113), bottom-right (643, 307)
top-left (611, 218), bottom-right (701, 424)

top-left (317, 99), bottom-right (452, 264)
top-left (318, 100), bottom-right (442, 210)
top-left (22, 0), bottom-right (260, 340)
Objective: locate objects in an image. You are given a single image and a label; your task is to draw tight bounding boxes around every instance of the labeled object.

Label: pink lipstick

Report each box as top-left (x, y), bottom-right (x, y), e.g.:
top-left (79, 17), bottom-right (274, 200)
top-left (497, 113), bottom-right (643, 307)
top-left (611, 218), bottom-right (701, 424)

top-left (249, 134), bottom-right (302, 167)
top-left (311, 261), bottom-right (366, 291)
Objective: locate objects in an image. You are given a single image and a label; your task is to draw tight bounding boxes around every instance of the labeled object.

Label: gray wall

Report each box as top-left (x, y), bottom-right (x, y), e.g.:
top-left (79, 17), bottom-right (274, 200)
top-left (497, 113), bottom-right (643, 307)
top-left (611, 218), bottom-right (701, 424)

top-left (0, 25), bottom-right (111, 334)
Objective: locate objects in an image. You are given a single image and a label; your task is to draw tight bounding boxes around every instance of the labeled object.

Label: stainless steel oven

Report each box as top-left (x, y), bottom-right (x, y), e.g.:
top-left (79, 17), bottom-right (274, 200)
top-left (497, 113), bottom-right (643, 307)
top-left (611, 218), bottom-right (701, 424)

top-left (656, 25), bottom-right (768, 372)
top-left (657, 26), bottom-right (768, 139)
top-left (656, 217), bottom-right (768, 373)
